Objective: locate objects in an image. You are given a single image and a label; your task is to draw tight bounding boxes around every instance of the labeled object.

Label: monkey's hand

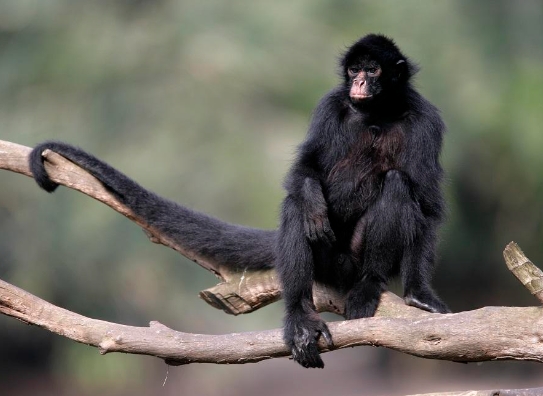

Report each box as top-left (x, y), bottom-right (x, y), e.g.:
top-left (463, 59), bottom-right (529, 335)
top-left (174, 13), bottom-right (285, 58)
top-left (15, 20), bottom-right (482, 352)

top-left (302, 210), bottom-right (336, 245)
top-left (300, 177), bottom-right (336, 245)
top-left (284, 310), bottom-right (333, 368)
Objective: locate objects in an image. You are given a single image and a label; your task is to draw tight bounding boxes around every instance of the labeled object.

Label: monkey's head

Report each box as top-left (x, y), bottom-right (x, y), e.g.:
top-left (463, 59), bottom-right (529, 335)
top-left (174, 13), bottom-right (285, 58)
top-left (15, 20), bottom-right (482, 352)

top-left (341, 34), bottom-right (418, 104)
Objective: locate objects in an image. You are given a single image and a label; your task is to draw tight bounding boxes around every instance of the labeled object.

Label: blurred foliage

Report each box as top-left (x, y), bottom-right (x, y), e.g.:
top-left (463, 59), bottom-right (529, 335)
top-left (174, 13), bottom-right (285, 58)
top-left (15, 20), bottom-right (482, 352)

top-left (1, 0), bottom-right (543, 395)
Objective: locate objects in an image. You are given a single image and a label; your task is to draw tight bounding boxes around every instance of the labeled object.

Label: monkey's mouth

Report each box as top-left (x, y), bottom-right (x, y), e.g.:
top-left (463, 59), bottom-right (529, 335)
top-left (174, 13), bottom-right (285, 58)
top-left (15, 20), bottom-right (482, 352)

top-left (350, 94), bottom-right (373, 101)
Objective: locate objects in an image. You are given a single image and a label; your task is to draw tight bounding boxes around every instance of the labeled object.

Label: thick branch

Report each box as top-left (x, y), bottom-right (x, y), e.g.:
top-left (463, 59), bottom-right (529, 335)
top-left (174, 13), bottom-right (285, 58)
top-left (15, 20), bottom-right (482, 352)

top-left (408, 387), bottom-right (543, 396)
top-left (2, 276), bottom-right (543, 366)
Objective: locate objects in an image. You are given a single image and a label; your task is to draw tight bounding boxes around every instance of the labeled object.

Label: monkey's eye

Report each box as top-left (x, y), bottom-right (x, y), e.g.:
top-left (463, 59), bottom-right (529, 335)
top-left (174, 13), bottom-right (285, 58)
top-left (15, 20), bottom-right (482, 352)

top-left (347, 67), bottom-right (360, 77)
top-left (367, 67), bottom-right (379, 77)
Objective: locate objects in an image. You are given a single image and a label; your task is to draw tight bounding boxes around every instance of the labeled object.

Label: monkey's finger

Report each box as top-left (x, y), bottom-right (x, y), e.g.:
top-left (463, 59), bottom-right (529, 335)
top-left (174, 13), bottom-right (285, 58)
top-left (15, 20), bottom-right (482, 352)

top-left (303, 217), bottom-right (316, 241)
top-left (308, 225), bottom-right (318, 241)
top-left (317, 322), bottom-right (334, 348)
top-left (323, 227), bottom-right (336, 245)
top-left (321, 218), bottom-right (336, 245)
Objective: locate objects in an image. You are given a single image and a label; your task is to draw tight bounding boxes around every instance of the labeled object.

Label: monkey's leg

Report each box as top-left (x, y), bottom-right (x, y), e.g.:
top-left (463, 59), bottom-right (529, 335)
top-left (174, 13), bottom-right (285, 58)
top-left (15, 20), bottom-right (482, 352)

top-left (401, 227), bottom-right (450, 314)
top-left (277, 196), bottom-right (333, 368)
top-left (345, 170), bottom-right (412, 319)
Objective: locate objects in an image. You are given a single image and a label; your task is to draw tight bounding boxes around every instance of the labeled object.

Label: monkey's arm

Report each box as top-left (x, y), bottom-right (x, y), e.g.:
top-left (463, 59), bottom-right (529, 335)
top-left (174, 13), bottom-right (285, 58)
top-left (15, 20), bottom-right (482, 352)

top-left (403, 107), bottom-right (446, 221)
top-left (397, 107), bottom-right (450, 314)
top-left (284, 141), bottom-right (335, 246)
top-left (276, 134), bottom-right (335, 368)
top-left (299, 177), bottom-right (335, 245)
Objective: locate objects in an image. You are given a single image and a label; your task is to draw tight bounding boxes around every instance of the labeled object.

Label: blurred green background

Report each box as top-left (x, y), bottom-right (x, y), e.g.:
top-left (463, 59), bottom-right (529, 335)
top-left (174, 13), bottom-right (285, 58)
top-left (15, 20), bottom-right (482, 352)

top-left (1, 0), bottom-right (543, 395)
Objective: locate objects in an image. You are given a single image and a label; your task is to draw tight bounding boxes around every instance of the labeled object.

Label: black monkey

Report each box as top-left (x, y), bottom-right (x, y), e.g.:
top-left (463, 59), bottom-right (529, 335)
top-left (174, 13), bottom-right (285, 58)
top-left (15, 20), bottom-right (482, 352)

top-left (28, 33), bottom-right (448, 370)
top-left (276, 34), bottom-right (449, 368)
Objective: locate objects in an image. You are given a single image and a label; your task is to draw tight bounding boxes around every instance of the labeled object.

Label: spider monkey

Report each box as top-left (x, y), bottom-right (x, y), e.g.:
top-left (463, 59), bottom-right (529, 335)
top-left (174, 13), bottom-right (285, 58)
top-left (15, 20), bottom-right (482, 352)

top-left (275, 34), bottom-right (450, 368)
top-left (29, 34), bottom-right (449, 369)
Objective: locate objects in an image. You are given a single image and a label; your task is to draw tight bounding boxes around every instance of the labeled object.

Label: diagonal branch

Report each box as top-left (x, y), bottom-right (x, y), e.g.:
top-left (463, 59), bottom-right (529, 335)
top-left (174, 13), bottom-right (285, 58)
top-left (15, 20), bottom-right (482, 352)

top-left (0, 140), bottom-right (226, 277)
top-left (503, 242), bottom-right (543, 304)
top-left (0, 139), bottom-right (282, 315)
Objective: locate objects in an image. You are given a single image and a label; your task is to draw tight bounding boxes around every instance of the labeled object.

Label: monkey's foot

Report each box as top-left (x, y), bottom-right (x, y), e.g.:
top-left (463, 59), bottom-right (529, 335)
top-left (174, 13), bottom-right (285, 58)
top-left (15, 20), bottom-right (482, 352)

top-left (404, 290), bottom-right (451, 314)
top-left (344, 279), bottom-right (383, 319)
top-left (284, 313), bottom-right (333, 368)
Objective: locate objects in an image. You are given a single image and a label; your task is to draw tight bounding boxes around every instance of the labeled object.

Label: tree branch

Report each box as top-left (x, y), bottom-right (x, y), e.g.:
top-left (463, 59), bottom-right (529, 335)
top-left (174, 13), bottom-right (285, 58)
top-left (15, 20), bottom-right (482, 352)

top-left (2, 274), bottom-right (543, 366)
top-left (408, 387), bottom-right (543, 396)
top-left (3, 139), bottom-right (543, 372)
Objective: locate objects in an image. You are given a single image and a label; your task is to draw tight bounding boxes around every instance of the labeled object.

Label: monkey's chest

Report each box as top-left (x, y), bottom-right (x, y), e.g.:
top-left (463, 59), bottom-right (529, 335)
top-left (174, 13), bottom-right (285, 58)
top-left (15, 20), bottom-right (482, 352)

top-left (325, 127), bottom-right (404, 219)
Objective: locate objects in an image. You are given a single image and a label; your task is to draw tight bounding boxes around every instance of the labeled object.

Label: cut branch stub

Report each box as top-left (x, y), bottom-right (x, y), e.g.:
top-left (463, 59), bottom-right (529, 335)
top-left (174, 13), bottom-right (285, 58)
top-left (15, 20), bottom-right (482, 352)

top-left (200, 270), bottom-right (281, 315)
top-left (199, 269), bottom-right (347, 316)
top-left (503, 241), bottom-right (543, 304)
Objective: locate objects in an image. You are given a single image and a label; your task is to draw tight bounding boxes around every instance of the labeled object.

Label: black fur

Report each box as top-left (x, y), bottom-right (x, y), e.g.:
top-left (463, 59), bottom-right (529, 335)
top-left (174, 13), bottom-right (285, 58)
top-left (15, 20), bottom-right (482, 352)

top-left (28, 33), bottom-right (449, 370)
top-left (276, 34), bottom-right (449, 368)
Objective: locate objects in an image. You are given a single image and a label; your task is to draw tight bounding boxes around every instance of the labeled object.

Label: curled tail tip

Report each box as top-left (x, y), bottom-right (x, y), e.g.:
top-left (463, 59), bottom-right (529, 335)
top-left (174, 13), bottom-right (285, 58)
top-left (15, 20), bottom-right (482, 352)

top-left (35, 174), bottom-right (60, 193)
top-left (29, 142), bottom-right (60, 193)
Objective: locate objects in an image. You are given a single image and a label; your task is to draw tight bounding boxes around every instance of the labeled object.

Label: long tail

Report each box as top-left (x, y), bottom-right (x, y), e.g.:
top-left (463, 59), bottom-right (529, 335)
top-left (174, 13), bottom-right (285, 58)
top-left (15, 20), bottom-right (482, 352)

top-left (29, 141), bottom-right (276, 270)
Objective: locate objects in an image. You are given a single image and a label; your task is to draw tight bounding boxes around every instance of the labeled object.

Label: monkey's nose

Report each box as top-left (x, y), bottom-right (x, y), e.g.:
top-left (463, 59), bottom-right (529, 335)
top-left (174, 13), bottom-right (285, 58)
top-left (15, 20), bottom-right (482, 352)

top-left (354, 78), bottom-right (366, 87)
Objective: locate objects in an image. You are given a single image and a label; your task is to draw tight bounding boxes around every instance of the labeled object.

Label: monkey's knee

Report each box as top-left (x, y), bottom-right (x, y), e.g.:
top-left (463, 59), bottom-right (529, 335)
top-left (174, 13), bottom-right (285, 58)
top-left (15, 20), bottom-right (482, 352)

top-left (381, 170), bottom-right (411, 202)
top-left (384, 169), bottom-right (408, 187)
top-left (385, 169), bottom-right (403, 180)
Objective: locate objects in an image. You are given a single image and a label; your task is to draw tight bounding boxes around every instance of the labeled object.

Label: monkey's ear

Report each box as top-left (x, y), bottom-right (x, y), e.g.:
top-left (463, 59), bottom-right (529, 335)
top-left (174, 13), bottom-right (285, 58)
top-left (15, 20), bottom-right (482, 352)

top-left (394, 59), bottom-right (408, 80)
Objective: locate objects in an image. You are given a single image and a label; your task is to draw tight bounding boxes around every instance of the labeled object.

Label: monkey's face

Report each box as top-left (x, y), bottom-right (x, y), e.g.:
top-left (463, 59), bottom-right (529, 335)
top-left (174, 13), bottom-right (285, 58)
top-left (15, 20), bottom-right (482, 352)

top-left (346, 58), bottom-right (383, 102)
top-left (340, 34), bottom-right (414, 106)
